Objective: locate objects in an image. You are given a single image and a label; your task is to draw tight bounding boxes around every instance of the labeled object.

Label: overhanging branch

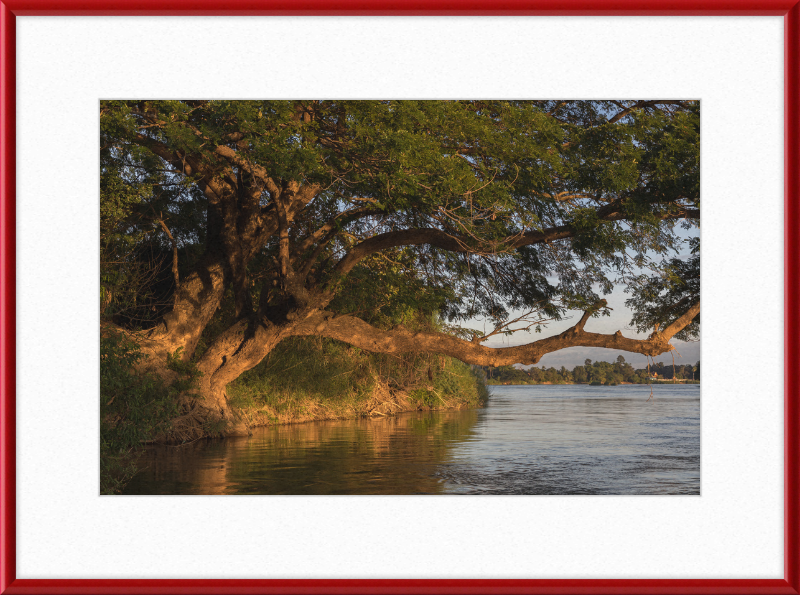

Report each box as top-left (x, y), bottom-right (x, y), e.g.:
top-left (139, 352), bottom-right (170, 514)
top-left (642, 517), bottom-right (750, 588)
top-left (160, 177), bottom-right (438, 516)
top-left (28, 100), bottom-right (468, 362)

top-left (333, 207), bottom-right (700, 277)
top-left (294, 300), bottom-right (700, 367)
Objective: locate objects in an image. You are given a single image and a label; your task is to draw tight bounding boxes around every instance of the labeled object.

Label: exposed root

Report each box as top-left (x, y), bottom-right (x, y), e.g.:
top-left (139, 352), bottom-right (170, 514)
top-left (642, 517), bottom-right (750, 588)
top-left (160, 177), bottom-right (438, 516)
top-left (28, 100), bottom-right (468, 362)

top-left (158, 403), bottom-right (208, 444)
top-left (155, 399), bottom-right (250, 444)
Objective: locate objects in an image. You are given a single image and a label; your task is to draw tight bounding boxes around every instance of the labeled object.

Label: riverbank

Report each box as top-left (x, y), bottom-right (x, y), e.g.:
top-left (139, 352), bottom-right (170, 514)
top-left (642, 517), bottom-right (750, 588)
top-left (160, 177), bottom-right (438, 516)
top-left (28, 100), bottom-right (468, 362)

top-left (227, 337), bottom-right (489, 428)
top-left (232, 383), bottom-right (479, 428)
top-left (230, 367), bottom-right (488, 429)
top-left (101, 333), bottom-right (488, 493)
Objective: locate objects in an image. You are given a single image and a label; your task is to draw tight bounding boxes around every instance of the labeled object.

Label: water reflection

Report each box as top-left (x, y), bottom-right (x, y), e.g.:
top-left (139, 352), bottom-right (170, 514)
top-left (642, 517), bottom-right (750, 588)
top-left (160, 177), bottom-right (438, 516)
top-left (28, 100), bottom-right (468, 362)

top-left (125, 409), bottom-right (480, 495)
top-left (123, 384), bottom-right (700, 495)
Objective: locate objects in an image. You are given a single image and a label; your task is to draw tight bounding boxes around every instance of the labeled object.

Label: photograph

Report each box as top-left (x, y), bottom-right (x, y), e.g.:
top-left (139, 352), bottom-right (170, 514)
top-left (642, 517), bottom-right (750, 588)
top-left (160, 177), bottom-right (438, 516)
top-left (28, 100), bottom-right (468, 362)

top-left (3, 6), bottom-right (795, 592)
top-left (100, 100), bottom-right (701, 496)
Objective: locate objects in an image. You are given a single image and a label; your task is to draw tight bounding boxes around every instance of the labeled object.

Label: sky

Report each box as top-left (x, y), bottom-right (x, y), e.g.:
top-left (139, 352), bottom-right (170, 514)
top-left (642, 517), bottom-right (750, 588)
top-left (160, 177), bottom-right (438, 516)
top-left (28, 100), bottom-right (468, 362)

top-left (462, 228), bottom-right (701, 371)
top-left (474, 283), bottom-right (700, 370)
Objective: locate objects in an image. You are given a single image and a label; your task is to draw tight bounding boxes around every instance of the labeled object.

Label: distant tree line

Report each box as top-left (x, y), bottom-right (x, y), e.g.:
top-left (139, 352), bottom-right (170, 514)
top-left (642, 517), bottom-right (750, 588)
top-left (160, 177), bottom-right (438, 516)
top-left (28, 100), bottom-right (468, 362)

top-left (482, 356), bottom-right (700, 385)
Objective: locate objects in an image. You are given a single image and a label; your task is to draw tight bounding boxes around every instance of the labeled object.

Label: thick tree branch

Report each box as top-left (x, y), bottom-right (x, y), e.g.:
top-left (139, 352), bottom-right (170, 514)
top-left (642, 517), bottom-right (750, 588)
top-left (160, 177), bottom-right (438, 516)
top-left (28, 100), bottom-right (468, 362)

top-left (295, 300), bottom-right (700, 367)
top-left (214, 145), bottom-right (281, 198)
top-left (295, 207), bottom-right (384, 257)
top-left (661, 300), bottom-right (701, 338)
top-left (133, 134), bottom-right (203, 179)
top-left (244, 182), bottom-right (322, 261)
top-left (333, 207), bottom-right (700, 277)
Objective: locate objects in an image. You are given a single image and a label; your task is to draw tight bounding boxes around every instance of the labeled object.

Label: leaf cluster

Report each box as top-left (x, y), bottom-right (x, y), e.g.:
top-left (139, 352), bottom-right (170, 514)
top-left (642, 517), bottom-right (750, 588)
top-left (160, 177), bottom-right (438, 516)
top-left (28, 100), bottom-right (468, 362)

top-left (625, 236), bottom-right (700, 340)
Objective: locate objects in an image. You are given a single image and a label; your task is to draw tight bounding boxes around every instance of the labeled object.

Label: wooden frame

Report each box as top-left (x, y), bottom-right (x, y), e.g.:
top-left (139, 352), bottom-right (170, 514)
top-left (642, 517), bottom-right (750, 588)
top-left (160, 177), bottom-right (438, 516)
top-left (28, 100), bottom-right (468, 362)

top-left (1, 4), bottom-right (798, 594)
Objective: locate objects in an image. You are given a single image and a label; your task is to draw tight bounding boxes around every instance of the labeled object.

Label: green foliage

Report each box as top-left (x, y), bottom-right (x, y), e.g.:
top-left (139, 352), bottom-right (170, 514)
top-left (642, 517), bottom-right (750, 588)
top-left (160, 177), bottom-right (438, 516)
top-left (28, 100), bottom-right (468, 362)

top-left (101, 100), bottom-right (699, 339)
top-left (484, 365), bottom-right (535, 384)
top-left (408, 359), bottom-right (489, 407)
top-left (409, 388), bottom-right (441, 407)
top-left (642, 359), bottom-right (698, 382)
top-left (100, 334), bottom-right (179, 494)
top-left (433, 359), bottom-right (489, 404)
top-left (328, 249), bottom-right (453, 328)
top-left (166, 347), bottom-right (203, 393)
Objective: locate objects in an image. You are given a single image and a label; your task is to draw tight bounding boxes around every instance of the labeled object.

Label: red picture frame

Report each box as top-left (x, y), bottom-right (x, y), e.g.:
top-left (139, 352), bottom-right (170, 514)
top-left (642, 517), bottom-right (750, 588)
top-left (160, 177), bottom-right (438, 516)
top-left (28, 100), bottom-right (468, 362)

top-left (1, 4), bottom-right (798, 594)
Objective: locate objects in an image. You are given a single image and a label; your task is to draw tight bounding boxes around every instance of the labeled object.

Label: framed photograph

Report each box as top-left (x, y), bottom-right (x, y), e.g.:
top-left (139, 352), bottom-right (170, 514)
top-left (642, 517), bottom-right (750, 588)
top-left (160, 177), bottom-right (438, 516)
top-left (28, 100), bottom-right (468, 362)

top-left (1, 2), bottom-right (797, 594)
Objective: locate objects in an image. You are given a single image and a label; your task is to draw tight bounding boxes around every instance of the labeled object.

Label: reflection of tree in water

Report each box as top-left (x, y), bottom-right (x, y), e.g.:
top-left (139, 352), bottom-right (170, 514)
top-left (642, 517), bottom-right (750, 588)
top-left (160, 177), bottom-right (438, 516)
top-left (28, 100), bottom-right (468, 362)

top-left (124, 409), bottom-right (480, 495)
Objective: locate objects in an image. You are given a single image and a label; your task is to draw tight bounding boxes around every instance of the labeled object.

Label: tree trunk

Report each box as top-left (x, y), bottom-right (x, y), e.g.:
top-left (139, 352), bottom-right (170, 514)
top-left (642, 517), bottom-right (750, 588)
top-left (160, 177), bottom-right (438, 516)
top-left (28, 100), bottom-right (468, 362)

top-left (104, 252), bottom-right (249, 439)
top-left (190, 317), bottom-right (297, 436)
top-left (134, 254), bottom-right (227, 363)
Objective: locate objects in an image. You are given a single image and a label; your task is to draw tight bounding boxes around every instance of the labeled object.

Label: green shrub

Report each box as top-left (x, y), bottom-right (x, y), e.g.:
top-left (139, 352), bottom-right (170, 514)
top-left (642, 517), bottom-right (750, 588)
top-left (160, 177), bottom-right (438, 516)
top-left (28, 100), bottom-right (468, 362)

top-left (228, 336), bottom-right (488, 418)
top-left (166, 347), bottom-right (203, 393)
top-left (100, 334), bottom-right (179, 494)
top-left (409, 388), bottom-right (440, 407)
top-left (432, 359), bottom-right (488, 408)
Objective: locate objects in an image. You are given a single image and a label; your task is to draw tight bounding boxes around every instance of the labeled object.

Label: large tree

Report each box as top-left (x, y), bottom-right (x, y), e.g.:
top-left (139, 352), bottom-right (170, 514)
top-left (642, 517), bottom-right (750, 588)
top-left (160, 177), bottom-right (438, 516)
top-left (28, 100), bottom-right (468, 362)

top-left (101, 100), bottom-right (700, 435)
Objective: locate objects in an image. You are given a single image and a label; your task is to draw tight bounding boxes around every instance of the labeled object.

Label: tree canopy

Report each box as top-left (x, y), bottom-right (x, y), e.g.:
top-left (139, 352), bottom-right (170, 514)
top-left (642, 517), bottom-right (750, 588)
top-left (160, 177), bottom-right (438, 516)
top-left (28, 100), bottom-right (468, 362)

top-left (100, 100), bottom-right (700, 432)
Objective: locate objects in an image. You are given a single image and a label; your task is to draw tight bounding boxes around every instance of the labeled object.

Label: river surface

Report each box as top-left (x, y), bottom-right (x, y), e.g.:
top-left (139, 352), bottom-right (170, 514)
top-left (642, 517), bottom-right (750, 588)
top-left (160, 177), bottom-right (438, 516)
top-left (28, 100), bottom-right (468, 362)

top-left (123, 384), bottom-right (700, 495)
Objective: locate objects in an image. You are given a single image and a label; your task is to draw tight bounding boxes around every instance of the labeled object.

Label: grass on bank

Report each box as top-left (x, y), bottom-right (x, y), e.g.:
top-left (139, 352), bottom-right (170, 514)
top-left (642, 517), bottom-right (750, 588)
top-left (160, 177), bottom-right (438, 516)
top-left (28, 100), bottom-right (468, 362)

top-left (227, 335), bottom-right (488, 427)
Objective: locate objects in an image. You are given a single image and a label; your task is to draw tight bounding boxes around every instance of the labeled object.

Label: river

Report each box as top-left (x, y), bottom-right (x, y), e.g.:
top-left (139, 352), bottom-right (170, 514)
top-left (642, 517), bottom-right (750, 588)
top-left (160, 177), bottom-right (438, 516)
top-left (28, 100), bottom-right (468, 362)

top-left (122, 383), bottom-right (700, 495)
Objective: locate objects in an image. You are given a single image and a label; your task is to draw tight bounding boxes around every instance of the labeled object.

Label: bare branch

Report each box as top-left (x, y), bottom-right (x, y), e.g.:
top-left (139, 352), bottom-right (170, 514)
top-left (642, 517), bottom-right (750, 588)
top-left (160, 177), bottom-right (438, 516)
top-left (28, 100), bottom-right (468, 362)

top-left (158, 218), bottom-right (180, 296)
top-left (607, 100), bottom-right (688, 124)
top-left (472, 308), bottom-right (559, 343)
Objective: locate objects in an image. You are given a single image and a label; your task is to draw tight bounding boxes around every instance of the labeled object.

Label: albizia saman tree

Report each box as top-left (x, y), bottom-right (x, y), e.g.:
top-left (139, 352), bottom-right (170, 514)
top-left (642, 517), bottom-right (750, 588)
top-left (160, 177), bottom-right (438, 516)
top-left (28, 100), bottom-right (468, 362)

top-left (101, 100), bottom-right (699, 434)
